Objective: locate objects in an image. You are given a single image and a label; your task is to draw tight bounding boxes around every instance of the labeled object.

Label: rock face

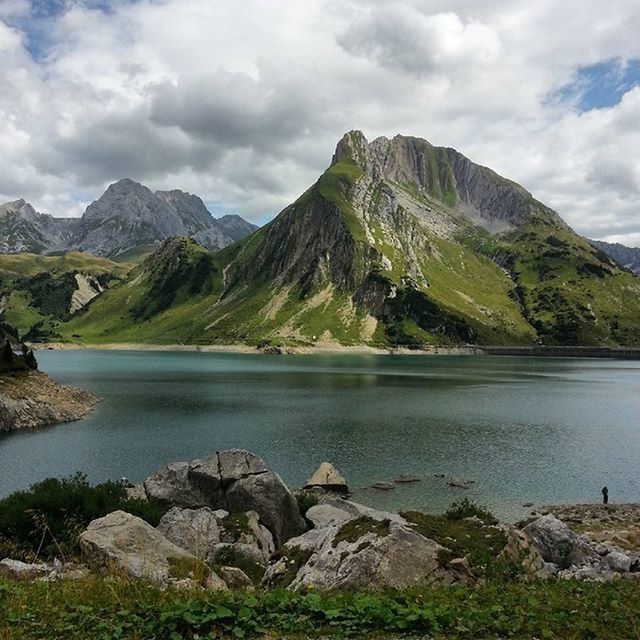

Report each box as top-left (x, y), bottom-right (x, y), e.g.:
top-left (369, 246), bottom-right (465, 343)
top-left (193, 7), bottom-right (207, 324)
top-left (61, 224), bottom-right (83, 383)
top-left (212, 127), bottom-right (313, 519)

top-left (0, 370), bottom-right (99, 432)
top-left (0, 199), bottom-right (80, 254)
top-left (157, 507), bottom-right (222, 560)
top-left (591, 240), bottom-right (640, 276)
top-left (145, 450), bottom-right (306, 545)
top-left (80, 510), bottom-right (208, 583)
top-left (57, 132), bottom-right (640, 348)
top-left (264, 498), bottom-right (453, 591)
top-left (0, 181), bottom-right (257, 258)
top-left (304, 462), bottom-right (349, 494)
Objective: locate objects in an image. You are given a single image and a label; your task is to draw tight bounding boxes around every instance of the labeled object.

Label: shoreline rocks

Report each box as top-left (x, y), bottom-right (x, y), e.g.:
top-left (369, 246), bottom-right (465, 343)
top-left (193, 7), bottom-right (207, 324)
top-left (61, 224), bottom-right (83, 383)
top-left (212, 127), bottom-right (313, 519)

top-left (304, 462), bottom-right (349, 494)
top-left (144, 449), bottom-right (306, 545)
top-left (0, 370), bottom-right (99, 432)
top-left (5, 452), bottom-right (640, 592)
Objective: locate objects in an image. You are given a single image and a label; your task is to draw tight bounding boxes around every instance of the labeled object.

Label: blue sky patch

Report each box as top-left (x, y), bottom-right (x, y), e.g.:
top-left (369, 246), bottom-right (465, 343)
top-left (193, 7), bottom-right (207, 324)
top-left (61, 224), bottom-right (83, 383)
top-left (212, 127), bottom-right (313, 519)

top-left (555, 57), bottom-right (640, 112)
top-left (8, 0), bottom-right (131, 61)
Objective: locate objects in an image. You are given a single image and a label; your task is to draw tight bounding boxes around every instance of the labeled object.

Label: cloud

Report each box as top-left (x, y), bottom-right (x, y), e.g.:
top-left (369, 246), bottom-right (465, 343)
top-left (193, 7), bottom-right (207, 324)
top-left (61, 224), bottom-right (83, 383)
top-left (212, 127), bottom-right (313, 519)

top-left (337, 7), bottom-right (501, 76)
top-left (0, 0), bottom-right (638, 242)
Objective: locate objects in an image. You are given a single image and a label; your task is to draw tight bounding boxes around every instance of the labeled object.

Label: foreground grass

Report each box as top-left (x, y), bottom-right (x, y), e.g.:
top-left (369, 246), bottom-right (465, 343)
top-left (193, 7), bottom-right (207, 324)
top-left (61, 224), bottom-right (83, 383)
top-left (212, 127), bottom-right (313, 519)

top-left (2, 575), bottom-right (640, 639)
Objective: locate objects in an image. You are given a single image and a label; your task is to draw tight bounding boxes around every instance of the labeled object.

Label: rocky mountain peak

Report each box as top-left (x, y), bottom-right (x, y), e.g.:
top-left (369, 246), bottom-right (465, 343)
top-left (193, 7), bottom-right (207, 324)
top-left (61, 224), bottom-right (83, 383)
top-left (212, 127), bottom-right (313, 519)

top-left (155, 189), bottom-right (214, 233)
top-left (329, 130), bottom-right (562, 233)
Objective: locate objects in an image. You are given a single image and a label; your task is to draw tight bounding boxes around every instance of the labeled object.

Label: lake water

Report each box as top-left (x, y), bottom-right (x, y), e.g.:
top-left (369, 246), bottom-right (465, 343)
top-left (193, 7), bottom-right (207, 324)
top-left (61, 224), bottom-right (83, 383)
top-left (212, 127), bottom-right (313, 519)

top-left (2, 350), bottom-right (640, 521)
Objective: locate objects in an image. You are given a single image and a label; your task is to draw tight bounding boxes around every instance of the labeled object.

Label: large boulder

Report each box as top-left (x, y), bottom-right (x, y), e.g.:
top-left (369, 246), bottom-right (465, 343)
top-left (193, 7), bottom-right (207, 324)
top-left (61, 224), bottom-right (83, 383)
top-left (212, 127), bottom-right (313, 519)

top-left (143, 462), bottom-right (206, 510)
top-left (144, 450), bottom-right (306, 545)
top-left (304, 462), bottom-right (349, 494)
top-left (524, 514), bottom-right (596, 569)
top-left (264, 512), bottom-right (456, 591)
top-left (79, 510), bottom-right (213, 584)
top-left (157, 507), bottom-right (221, 560)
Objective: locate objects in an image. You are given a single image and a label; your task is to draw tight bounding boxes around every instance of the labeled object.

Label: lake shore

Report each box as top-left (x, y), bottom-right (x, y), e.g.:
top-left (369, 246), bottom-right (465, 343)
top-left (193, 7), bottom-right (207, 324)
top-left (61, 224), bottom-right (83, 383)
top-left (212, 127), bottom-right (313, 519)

top-left (0, 370), bottom-right (100, 432)
top-left (35, 341), bottom-right (481, 356)
top-left (34, 341), bottom-right (640, 358)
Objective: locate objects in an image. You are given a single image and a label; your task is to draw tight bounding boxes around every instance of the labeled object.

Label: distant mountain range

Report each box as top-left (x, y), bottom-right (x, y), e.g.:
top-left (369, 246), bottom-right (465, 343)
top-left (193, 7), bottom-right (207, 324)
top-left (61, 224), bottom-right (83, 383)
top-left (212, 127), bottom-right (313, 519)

top-left (590, 240), bottom-right (640, 276)
top-left (58, 130), bottom-right (640, 348)
top-left (0, 179), bottom-right (258, 257)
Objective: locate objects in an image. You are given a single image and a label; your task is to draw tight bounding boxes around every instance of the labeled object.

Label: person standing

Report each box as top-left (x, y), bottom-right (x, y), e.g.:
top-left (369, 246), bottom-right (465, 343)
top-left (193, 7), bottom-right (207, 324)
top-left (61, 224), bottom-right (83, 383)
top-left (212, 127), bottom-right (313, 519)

top-left (602, 486), bottom-right (609, 505)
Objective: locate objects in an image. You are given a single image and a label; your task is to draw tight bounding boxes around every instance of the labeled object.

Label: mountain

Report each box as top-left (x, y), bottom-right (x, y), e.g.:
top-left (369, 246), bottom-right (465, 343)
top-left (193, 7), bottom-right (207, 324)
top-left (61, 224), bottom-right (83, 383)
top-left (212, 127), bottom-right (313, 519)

top-left (0, 252), bottom-right (130, 340)
top-left (61, 131), bottom-right (640, 348)
top-left (590, 240), bottom-right (640, 276)
top-left (0, 200), bottom-right (80, 254)
top-left (0, 181), bottom-right (257, 258)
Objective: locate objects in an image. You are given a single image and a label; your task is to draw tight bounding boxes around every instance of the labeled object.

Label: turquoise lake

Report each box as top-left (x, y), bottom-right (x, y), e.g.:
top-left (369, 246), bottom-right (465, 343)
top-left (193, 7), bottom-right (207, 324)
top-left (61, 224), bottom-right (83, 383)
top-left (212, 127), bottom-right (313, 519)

top-left (2, 350), bottom-right (640, 521)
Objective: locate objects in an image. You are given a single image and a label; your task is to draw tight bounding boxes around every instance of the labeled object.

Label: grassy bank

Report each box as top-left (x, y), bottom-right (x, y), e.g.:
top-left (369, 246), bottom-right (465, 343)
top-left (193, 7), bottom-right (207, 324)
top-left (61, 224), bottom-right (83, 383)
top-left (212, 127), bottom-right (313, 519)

top-left (2, 575), bottom-right (639, 639)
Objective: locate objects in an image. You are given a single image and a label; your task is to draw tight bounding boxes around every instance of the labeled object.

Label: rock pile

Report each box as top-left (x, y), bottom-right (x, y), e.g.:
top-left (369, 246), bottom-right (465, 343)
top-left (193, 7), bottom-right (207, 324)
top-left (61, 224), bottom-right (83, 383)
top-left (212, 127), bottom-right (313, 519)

top-left (3, 452), bottom-right (640, 591)
top-left (144, 449), bottom-right (306, 545)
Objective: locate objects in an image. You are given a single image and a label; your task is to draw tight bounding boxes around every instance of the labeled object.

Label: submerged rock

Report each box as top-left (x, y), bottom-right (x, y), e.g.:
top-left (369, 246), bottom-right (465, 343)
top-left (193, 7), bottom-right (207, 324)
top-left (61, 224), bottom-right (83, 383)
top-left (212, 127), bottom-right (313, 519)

top-left (305, 462), bottom-right (349, 494)
top-left (371, 482), bottom-right (395, 491)
top-left (394, 474), bottom-right (421, 484)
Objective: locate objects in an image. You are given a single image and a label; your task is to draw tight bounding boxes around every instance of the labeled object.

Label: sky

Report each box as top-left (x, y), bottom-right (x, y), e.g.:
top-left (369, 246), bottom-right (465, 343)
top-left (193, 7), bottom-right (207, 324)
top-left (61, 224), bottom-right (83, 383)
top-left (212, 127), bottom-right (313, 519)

top-left (0, 1), bottom-right (639, 245)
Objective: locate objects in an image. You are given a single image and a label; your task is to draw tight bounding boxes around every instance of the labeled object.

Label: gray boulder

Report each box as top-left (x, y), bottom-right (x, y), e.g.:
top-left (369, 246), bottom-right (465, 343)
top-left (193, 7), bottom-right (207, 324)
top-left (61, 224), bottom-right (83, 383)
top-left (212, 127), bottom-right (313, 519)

top-left (157, 507), bottom-right (221, 560)
top-left (79, 510), bottom-right (211, 584)
top-left (144, 450), bottom-right (306, 545)
top-left (144, 462), bottom-right (206, 510)
top-left (523, 514), bottom-right (596, 569)
top-left (604, 551), bottom-right (632, 573)
top-left (264, 517), bottom-right (450, 591)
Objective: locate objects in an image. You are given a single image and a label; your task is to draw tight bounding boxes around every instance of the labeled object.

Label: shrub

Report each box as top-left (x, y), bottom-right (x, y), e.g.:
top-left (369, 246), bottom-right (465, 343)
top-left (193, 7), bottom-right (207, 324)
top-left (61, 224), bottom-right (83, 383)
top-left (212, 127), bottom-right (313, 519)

top-left (444, 498), bottom-right (497, 525)
top-left (294, 490), bottom-right (319, 519)
top-left (0, 473), bottom-right (163, 561)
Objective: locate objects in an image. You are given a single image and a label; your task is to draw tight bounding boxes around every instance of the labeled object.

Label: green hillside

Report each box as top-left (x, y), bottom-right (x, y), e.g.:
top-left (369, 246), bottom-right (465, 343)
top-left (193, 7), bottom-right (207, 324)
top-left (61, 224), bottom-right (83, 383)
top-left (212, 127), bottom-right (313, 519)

top-left (60, 132), bottom-right (640, 348)
top-left (0, 252), bottom-right (131, 339)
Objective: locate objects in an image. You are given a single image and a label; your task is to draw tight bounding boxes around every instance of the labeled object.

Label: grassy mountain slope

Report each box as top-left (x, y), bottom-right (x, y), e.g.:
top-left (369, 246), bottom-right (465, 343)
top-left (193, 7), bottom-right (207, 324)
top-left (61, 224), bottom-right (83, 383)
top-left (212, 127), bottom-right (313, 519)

top-left (61, 132), bottom-right (640, 348)
top-left (0, 252), bottom-right (131, 339)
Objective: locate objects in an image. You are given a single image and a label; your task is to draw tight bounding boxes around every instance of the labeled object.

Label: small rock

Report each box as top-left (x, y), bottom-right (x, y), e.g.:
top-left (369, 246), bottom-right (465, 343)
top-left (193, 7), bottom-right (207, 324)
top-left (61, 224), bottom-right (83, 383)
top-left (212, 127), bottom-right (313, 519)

top-left (447, 477), bottom-right (472, 489)
top-left (205, 571), bottom-right (228, 591)
top-left (394, 474), bottom-right (421, 484)
top-left (522, 503), bottom-right (533, 508)
top-left (218, 566), bottom-right (253, 589)
top-left (371, 482), bottom-right (395, 491)
top-left (604, 551), bottom-right (631, 573)
top-left (0, 559), bottom-right (48, 580)
top-left (304, 462), bottom-right (349, 494)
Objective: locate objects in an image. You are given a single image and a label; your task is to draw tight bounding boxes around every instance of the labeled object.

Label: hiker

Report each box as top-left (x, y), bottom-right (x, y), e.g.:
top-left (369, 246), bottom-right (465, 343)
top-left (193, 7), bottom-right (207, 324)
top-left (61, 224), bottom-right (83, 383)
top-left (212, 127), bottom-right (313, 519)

top-left (602, 486), bottom-right (609, 505)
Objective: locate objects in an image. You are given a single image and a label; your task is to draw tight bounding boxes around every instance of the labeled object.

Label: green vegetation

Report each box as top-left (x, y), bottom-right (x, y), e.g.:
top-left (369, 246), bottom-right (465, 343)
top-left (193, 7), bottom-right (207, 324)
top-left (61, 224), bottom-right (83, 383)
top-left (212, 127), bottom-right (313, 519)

top-left (401, 504), bottom-right (509, 580)
top-left (0, 251), bottom-right (128, 338)
top-left (2, 576), bottom-right (640, 639)
top-left (211, 546), bottom-right (266, 585)
top-left (490, 227), bottom-right (640, 345)
top-left (317, 155), bottom-right (366, 243)
top-left (333, 517), bottom-right (391, 547)
top-left (220, 513), bottom-right (251, 541)
top-left (0, 322), bottom-right (37, 374)
top-left (167, 556), bottom-right (210, 583)
top-left (0, 473), bottom-right (162, 562)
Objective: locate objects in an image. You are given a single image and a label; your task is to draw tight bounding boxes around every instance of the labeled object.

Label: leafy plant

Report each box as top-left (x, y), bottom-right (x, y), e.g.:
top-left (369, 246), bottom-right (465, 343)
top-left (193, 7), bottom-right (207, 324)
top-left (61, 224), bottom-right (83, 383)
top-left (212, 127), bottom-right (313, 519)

top-left (0, 473), bottom-right (162, 561)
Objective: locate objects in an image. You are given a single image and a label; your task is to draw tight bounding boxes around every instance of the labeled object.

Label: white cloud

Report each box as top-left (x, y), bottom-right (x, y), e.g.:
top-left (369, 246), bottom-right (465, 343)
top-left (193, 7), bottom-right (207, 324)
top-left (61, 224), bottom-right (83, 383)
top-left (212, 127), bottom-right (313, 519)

top-left (0, 0), bottom-right (638, 242)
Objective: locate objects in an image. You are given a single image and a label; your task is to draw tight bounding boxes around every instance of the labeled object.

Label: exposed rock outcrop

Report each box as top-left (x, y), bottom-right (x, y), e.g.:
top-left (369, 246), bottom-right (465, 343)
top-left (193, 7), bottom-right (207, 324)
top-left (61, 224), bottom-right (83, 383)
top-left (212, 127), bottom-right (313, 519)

top-left (0, 370), bottom-right (99, 431)
top-left (79, 510), bottom-right (215, 584)
top-left (144, 450), bottom-right (306, 545)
